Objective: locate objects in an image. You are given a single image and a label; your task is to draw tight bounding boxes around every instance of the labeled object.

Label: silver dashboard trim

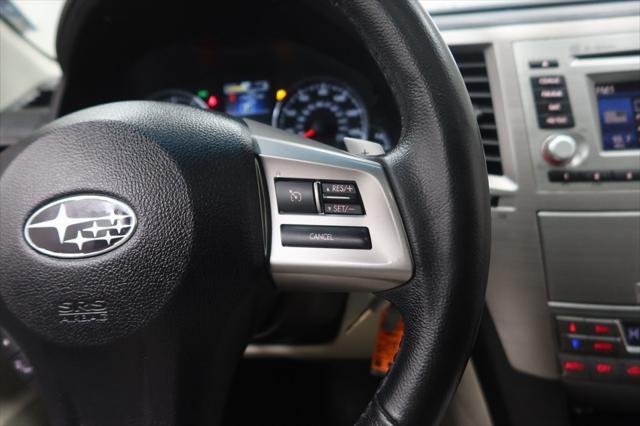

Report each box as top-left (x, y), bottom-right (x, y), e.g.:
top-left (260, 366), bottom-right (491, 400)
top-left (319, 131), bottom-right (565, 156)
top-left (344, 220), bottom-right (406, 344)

top-left (488, 174), bottom-right (518, 196)
top-left (548, 301), bottom-right (640, 313)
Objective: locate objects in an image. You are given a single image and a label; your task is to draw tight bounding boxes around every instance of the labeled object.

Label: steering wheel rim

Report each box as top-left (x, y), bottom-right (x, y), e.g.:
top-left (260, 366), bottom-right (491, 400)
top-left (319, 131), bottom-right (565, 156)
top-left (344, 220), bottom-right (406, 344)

top-left (333, 1), bottom-right (491, 423)
top-left (0, 1), bottom-right (490, 425)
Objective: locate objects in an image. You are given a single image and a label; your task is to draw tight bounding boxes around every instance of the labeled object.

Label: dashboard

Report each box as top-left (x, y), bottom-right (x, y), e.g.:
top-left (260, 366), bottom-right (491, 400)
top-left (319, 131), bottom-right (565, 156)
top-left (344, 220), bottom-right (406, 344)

top-left (98, 42), bottom-right (399, 153)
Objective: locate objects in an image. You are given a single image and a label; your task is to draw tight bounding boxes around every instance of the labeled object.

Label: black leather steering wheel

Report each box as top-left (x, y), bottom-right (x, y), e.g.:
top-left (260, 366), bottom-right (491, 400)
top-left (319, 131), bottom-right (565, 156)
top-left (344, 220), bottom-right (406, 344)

top-left (0, 0), bottom-right (490, 424)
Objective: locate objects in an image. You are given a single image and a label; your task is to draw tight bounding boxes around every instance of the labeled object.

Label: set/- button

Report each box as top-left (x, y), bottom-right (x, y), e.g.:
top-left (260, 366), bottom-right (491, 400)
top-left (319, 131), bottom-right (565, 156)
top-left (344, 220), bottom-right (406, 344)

top-left (324, 204), bottom-right (363, 215)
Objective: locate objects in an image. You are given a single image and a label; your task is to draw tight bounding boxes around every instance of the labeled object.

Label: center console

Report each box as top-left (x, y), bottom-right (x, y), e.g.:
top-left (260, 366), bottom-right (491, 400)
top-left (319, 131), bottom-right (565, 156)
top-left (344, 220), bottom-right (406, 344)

top-left (513, 32), bottom-right (640, 398)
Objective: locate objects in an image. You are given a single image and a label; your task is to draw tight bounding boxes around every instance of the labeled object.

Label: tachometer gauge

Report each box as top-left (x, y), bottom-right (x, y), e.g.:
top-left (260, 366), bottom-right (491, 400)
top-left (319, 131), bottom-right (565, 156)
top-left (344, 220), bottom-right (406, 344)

top-left (272, 80), bottom-right (369, 147)
top-left (148, 89), bottom-right (208, 109)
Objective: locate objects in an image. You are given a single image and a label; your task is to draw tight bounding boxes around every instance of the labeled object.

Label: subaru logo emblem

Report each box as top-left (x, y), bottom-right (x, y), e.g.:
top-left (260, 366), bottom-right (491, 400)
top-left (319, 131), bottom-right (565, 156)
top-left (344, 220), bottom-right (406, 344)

top-left (24, 195), bottom-right (137, 258)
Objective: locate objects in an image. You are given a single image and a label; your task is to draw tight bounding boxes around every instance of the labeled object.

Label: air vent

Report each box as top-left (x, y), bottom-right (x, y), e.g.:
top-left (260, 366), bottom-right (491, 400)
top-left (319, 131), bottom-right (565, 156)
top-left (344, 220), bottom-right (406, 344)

top-left (451, 49), bottom-right (503, 175)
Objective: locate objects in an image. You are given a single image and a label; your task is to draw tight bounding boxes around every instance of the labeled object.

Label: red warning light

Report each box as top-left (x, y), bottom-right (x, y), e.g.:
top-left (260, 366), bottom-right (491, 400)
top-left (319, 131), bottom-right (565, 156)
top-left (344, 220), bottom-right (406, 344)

top-left (569, 322), bottom-right (577, 333)
top-left (595, 363), bottom-right (613, 374)
top-left (594, 324), bottom-right (610, 334)
top-left (207, 95), bottom-right (219, 108)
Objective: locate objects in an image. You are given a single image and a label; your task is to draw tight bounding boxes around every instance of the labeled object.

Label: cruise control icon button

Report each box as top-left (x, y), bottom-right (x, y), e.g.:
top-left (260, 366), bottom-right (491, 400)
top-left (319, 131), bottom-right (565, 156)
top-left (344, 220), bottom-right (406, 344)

top-left (275, 180), bottom-right (317, 214)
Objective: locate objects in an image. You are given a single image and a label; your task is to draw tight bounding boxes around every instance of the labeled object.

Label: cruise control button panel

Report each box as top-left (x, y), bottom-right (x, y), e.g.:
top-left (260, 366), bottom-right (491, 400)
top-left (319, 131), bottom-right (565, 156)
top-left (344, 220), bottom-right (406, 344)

top-left (255, 120), bottom-right (413, 292)
top-left (320, 181), bottom-right (364, 215)
top-left (281, 225), bottom-right (371, 249)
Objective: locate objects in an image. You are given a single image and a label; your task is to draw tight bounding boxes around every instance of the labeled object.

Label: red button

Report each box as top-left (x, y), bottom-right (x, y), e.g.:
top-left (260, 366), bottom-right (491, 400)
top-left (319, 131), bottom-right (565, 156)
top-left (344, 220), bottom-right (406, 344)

top-left (593, 324), bottom-right (611, 334)
top-left (563, 360), bottom-right (585, 372)
top-left (592, 341), bottom-right (614, 352)
top-left (626, 365), bottom-right (640, 376)
top-left (595, 363), bottom-right (614, 374)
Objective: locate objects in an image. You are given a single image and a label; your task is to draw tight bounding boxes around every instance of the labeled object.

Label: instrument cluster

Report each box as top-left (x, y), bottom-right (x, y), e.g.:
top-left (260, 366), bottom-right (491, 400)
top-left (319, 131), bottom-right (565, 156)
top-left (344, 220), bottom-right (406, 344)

top-left (133, 43), bottom-right (398, 153)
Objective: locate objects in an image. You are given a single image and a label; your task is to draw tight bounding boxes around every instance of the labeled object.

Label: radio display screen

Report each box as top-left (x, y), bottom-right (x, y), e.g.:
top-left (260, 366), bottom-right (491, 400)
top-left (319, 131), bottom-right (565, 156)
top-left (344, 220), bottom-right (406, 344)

top-left (595, 81), bottom-right (640, 151)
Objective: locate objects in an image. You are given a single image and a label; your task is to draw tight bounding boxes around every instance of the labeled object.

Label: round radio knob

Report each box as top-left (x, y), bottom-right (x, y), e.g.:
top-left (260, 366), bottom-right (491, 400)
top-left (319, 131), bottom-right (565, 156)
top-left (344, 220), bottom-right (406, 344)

top-left (543, 134), bottom-right (577, 165)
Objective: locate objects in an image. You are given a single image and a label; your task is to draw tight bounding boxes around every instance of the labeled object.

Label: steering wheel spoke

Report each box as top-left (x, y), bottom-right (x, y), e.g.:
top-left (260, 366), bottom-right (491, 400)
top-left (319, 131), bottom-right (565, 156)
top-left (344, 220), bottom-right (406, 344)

top-left (250, 120), bottom-right (413, 292)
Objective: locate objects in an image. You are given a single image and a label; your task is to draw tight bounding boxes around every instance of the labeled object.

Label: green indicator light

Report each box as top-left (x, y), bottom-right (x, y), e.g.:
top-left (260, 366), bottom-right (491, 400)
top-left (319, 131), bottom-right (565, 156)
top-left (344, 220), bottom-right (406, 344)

top-left (197, 89), bottom-right (209, 98)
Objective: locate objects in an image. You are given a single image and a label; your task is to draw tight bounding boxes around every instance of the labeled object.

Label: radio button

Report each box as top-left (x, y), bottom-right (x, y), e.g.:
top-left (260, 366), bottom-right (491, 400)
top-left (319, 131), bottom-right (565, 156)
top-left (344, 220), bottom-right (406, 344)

top-left (592, 171), bottom-right (612, 182)
top-left (535, 88), bottom-right (568, 100)
top-left (543, 134), bottom-right (577, 164)
top-left (612, 170), bottom-right (640, 182)
top-left (529, 59), bottom-right (559, 69)
top-left (539, 113), bottom-right (574, 128)
top-left (532, 75), bottom-right (565, 87)
top-left (548, 170), bottom-right (572, 182)
top-left (537, 101), bottom-right (571, 114)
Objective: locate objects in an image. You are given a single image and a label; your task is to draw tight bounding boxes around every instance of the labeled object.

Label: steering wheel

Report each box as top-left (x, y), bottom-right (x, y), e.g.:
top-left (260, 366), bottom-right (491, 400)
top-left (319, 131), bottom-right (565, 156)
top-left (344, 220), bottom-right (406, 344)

top-left (0, 0), bottom-right (490, 424)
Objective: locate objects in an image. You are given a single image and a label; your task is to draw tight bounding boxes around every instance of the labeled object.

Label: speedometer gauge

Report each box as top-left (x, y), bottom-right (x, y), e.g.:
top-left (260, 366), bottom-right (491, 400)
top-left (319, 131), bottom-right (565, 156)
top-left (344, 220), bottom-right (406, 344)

top-left (272, 80), bottom-right (369, 147)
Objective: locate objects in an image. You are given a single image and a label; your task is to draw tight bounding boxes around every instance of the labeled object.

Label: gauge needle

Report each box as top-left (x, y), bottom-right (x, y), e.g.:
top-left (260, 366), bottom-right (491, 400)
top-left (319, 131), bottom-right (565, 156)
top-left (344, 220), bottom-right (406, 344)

top-left (303, 129), bottom-right (316, 138)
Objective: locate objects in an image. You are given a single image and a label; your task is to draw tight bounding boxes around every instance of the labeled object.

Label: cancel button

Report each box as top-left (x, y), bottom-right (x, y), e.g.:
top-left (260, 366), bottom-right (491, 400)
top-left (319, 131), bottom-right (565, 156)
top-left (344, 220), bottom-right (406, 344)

top-left (281, 225), bottom-right (371, 250)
